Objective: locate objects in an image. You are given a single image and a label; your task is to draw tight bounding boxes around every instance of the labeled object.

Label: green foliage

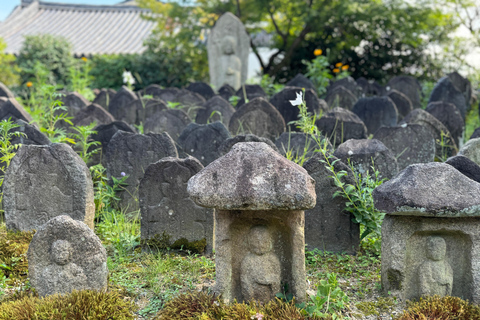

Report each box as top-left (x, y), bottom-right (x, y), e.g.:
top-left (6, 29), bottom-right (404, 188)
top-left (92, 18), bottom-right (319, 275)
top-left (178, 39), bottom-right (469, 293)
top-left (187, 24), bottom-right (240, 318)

top-left (0, 290), bottom-right (136, 320)
top-left (258, 74), bottom-right (285, 97)
top-left (90, 49), bottom-right (206, 90)
top-left (69, 122), bottom-right (101, 164)
top-left (302, 273), bottom-right (348, 319)
top-left (0, 119), bottom-right (25, 172)
top-left (0, 227), bottom-right (34, 286)
top-left (0, 38), bottom-right (20, 87)
top-left (328, 159), bottom-right (385, 247)
top-left (23, 84), bottom-right (73, 144)
top-left (304, 55), bottom-right (332, 97)
top-left (396, 295), bottom-right (480, 320)
top-left (69, 57), bottom-right (95, 101)
top-left (0, 119), bottom-right (26, 214)
top-left (16, 34), bottom-right (74, 86)
top-left (465, 100), bottom-right (479, 143)
top-left (137, 0), bottom-right (210, 85)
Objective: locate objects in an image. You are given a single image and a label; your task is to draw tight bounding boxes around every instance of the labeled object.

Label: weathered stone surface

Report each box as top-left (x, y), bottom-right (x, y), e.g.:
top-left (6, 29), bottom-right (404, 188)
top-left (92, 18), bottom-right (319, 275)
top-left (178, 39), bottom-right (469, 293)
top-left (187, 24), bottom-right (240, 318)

top-left (0, 98), bottom-right (32, 122)
top-left (328, 77), bottom-right (363, 98)
top-left (188, 142), bottom-right (316, 210)
top-left (303, 154), bottom-right (359, 254)
top-left (325, 86), bottom-right (358, 110)
top-left (72, 103), bottom-right (115, 127)
top-left (229, 97), bottom-right (285, 141)
top-left (270, 87), bottom-right (327, 131)
top-left (218, 84), bottom-right (235, 101)
top-left (400, 108), bottom-right (458, 159)
top-left (219, 134), bottom-right (279, 155)
top-left (448, 71), bottom-right (472, 109)
top-left (333, 139), bottom-right (398, 179)
top-left (177, 122), bottom-right (231, 166)
top-left (445, 155), bottom-right (480, 184)
top-left (174, 89), bottom-right (206, 110)
top-left (381, 215), bottom-right (480, 302)
top-left (235, 84), bottom-right (267, 108)
top-left (373, 162), bottom-right (480, 216)
top-left (92, 88), bottom-right (116, 110)
top-left (208, 12), bottom-right (249, 90)
top-left (275, 132), bottom-right (332, 160)
top-left (214, 209), bottom-right (306, 303)
top-left (429, 77), bottom-right (467, 120)
top-left (0, 82), bottom-right (15, 99)
top-left (315, 107), bottom-right (367, 146)
top-left (135, 98), bottom-right (168, 125)
top-left (91, 121), bottom-right (135, 163)
top-left (426, 101), bottom-right (464, 145)
top-left (196, 96), bottom-right (235, 127)
top-left (189, 142), bottom-right (311, 303)
top-left (105, 131), bottom-right (178, 211)
top-left (286, 73), bottom-right (316, 91)
top-left (356, 77), bottom-right (384, 96)
top-left (373, 124), bottom-right (435, 171)
top-left (352, 97), bottom-right (397, 134)
top-left (458, 137), bottom-right (480, 167)
top-left (143, 85), bottom-right (181, 102)
top-left (471, 127), bottom-right (480, 140)
top-left (387, 76), bottom-right (422, 109)
top-left (144, 109), bottom-right (192, 142)
top-left (139, 156), bottom-right (213, 252)
top-left (4, 143), bottom-right (95, 231)
top-left (108, 86), bottom-right (138, 122)
top-left (28, 215), bottom-right (107, 297)
top-left (386, 89), bottom-right (413, 121)
top-left (10, 119), bottom-right (51, 146)
top-left (60, 92), bottom-right (89, 118)
top-left (186, 82), bottom-right (215, 100)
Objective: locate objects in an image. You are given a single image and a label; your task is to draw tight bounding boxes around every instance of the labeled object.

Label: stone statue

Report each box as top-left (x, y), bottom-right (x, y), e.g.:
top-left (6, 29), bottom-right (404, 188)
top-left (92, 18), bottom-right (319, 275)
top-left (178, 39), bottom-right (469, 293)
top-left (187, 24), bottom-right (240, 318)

top-left (419, 236), bottom-right (453, 297)
top-left (240, 225), bottom-right (281, 303)
top-left (207, 12), bottom-right (250, 91)
top-left (220, 36), bottom-right (242, 91)
top-left (39, 240), bottom-right (88, 296)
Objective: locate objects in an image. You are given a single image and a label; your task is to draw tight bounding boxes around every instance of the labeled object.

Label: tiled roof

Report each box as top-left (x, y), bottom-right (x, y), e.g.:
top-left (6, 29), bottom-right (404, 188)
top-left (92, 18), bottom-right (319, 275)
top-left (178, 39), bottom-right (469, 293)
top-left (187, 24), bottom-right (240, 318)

top-left (0, 1), bottom-right (156, 55)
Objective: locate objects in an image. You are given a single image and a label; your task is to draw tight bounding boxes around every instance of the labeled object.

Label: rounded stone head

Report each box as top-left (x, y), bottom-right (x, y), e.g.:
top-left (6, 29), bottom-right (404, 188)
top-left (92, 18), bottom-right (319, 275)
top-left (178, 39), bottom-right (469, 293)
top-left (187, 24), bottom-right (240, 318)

top-left (426, 236), bottom-right (446, 261)
top-left (247, 225), bottom-right (273, 255)
top-left (51, 239), bottom-right (73, 265)
top-left (222, 36), bottom-right (236, 55)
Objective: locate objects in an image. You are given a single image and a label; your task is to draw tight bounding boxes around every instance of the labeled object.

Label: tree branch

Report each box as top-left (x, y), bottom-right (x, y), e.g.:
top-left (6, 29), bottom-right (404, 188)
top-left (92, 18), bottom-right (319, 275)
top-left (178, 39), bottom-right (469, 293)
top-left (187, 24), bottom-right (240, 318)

top-left (269, 24), bottom-right (312, 76)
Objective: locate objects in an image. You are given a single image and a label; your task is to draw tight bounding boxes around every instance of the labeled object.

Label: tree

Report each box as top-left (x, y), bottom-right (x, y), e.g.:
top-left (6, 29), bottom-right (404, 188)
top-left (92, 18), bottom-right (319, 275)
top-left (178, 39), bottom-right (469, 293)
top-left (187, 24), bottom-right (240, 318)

top-left (138, 0), bottom-right (459, 84)
top-left (16, 34), bottom-right (74, 86)
top-left (0, 38), bottom-right (20, 87)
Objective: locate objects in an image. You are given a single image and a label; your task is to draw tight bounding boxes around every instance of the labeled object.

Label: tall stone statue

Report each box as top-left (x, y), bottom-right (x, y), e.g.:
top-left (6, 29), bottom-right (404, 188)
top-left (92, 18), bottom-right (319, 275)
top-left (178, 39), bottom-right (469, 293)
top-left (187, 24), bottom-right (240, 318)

top-left (208, 12), bottom-right (250, 91)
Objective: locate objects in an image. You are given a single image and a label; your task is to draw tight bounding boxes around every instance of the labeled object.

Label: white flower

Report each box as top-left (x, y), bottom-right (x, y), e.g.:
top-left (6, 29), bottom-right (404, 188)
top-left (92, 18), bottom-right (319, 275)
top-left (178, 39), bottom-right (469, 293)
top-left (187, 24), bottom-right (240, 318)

top-left (289, 91), bottom-right (303, 106)
top-left (122, 70), bottom-right (135, 86)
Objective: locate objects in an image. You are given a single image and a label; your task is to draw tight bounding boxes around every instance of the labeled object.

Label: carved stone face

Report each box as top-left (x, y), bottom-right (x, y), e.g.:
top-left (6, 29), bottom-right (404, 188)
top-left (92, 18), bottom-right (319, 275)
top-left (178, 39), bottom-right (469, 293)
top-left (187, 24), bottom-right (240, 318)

top-left (426, 236), bottom-right (446, 261)
top-left (247, 225), bottom-right (273, 255)
top-left (221, 36), bottom-right (236, 55)
top-left (51, 240), bottom-right (73, 266)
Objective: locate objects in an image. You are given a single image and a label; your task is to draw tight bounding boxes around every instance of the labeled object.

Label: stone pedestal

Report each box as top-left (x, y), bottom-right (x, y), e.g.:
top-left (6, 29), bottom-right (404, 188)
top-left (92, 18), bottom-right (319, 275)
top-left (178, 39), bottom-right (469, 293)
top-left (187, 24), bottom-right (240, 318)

top-left (188, 142), bottom-right (315, 303)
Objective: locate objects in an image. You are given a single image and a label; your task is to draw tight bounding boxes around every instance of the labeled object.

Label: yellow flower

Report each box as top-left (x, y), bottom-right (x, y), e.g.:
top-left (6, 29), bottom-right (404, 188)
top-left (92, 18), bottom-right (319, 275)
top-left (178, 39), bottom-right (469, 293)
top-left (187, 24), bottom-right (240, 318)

top-left (314, 49), bottom-right (322, 56)
top-left (81, 57), bottom-right (87, 62)
top-left (26, 81), bottom-right (33, 88)
top-left (333, 68), bottom-right (340, 73)
top-left (342, 65), bottom-right (349, 70)
top-left (335, 62), bottom-right (343, 67)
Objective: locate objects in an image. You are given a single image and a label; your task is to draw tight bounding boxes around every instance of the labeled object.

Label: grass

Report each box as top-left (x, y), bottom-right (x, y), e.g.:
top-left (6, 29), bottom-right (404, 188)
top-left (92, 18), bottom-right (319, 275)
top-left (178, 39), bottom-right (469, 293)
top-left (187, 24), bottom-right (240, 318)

top-left (0, 211), bottom-right (393, 319)
top-left (464, 102), bottom-right (480, 142)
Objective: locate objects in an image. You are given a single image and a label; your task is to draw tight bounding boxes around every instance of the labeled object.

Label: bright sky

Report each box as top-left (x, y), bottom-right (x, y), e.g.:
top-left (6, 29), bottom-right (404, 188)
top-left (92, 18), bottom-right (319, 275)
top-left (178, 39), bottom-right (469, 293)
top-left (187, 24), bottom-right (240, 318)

top-left (0, 0), bottom-right (122, 21)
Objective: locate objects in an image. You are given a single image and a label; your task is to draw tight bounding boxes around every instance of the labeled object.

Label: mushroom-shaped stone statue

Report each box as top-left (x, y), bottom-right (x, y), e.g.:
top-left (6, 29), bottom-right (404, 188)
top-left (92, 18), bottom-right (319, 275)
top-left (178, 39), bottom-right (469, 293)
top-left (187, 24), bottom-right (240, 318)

top-left (188, 142), bottom-right (316, 303)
